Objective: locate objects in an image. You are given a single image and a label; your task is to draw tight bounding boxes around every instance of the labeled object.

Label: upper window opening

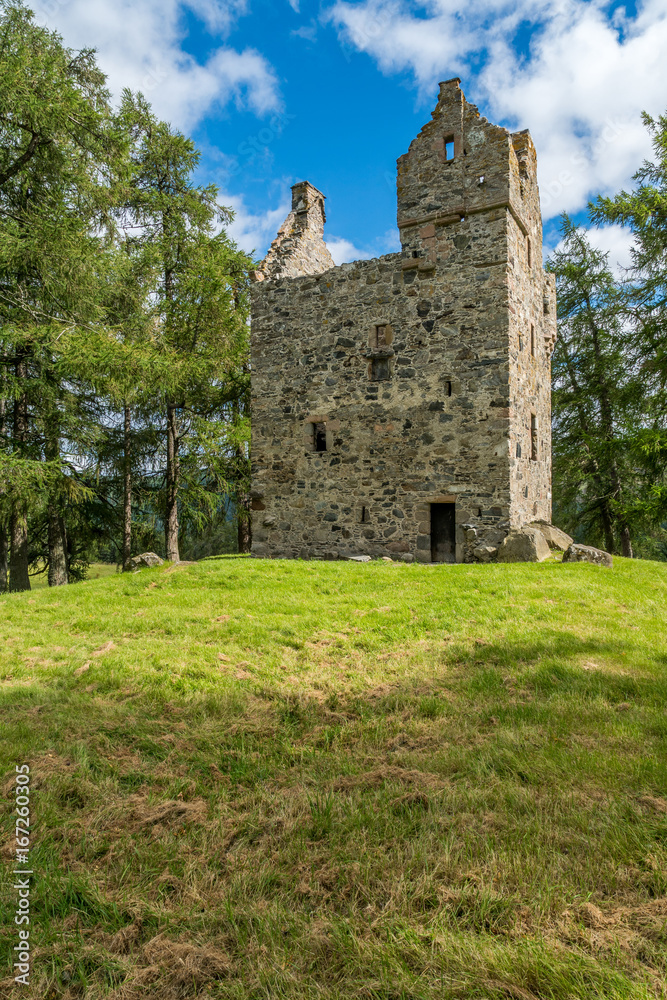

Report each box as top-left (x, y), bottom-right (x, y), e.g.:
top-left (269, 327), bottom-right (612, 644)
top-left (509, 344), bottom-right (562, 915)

top-left (361, 505), bottom-right (369, 523)
top-left (313, 422), bottom-right (327, 452)
top-left (530, 414), bottom-right (538, 461)
top-left (530, 324), bottom-right (536, 357)
top-left (527, 237), bottom-right (532, 268)
top-left (445, 380), bottom-right (452, 397)
top-left (444, 137), bottom-right (455, 161)
top-left (373, 324), bottom-right (387, 348)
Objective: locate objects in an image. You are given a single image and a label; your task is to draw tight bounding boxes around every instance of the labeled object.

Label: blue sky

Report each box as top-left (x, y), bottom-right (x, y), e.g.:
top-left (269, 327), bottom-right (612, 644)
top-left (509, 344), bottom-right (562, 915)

top-left (32, 0), bottom-right (667, 267)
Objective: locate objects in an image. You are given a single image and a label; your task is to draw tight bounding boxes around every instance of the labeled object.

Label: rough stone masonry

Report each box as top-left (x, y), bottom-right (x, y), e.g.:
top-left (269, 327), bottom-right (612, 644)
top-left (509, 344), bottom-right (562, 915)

top-left (250, 79), bottom-right (557, 563)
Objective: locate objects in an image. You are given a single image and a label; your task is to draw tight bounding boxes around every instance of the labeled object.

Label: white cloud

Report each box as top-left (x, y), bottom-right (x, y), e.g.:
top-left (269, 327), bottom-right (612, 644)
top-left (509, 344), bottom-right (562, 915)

top-left (547, 223), bottom-right (635, 278)
top-left (286, 0), bottom-right (300, 11)
top-left (225, 196), bottom-right (290, 258)
top-left (585, 224), bottom-right (636, 277)
top-left (33, 0), bottom-right (281, 130)
top-left (327, 0), bottom-right (667, 221)
top-left (325, 236), bottom-right (372, 264)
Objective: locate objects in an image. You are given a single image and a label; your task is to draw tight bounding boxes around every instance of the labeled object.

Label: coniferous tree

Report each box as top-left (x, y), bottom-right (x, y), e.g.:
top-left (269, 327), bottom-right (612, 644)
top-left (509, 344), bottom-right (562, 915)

top-left (590, 111), bottom-right (667, 527)
top-left (548, 219), bottom-right (645, 556)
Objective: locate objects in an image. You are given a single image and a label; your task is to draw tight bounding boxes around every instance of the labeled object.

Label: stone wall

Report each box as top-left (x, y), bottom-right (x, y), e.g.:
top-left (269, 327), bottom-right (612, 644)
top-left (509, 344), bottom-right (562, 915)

top-left (250, 79), bottom-right (556, 562)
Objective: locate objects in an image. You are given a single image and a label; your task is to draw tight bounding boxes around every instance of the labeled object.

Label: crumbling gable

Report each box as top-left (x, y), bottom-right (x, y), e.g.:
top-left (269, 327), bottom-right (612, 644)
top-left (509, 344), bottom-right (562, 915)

top-left (250, 80), bottom-right (556, 563)
top-left (255, 181), bottom-right (334, 281)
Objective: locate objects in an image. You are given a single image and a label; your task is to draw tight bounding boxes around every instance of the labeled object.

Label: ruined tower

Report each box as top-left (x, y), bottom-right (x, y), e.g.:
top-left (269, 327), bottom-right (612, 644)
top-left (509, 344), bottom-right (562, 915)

top-left (250, 80), bottom-right (556, 563)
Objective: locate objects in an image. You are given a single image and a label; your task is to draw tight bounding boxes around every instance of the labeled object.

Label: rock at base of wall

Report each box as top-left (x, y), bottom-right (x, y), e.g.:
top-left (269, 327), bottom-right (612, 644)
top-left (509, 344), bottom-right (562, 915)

top-left (529, 521), bottom-right (573, 551)
top-left (398, 553), bottom-right (415, 563)
top-left (473, 545), bottom-right (498, 563)
top-left (346, 554), bottom-right (372, 563)
top-left (130, 552), bottom-right (164, 569)
top-left (562, 543), bottom-right (613, 568)
top-left (497, 527), bottom-right (550, 563)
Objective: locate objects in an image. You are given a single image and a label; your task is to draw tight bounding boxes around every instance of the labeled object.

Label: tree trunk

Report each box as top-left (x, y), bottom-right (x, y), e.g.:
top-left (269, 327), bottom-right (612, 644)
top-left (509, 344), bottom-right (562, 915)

top-left (45, 419), bottom-right (67, 587)
top-left (237, 500), bottom-right (252, 554)
top-left (9, 508), bottom-right (30, 591)
top-left (9, 357), bottom-right (30, 591)
top-left (0, 524), bottom-right (8, 593)
top-left (620, 525), bottom-right (633, 559)
top-left (47, 509), bottom-right (68, 586)
top-left (165, 399), bottom-right (180, 562)
top-left (122, 403), bottom-right (132, 571)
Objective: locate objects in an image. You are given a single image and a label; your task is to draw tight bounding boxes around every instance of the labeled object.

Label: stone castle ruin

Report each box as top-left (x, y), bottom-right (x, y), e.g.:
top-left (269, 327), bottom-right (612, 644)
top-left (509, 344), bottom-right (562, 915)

top-left (250, 79), bottom-right (557, 563)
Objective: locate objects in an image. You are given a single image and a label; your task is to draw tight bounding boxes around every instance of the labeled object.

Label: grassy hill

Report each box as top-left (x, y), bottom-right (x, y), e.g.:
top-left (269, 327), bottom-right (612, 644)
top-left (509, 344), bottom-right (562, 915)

top-left (1, 555), bottom-right (666, 999)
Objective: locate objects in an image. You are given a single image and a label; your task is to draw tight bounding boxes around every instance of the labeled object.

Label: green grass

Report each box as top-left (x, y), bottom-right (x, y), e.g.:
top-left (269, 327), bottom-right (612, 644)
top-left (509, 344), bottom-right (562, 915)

top-left (1, 554), bottom-right (666, 999)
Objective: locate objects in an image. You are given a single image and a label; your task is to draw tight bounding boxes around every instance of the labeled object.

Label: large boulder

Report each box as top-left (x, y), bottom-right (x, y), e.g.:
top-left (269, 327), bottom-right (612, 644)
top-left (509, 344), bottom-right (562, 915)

top-left (130, 552), bottom-right (164, 569)
top-left (562, 544), bottom-right (613, 568)
top-left (497, 526), bottom-right (550, 563)
top-left (529, 521), bottom-right (573, 551)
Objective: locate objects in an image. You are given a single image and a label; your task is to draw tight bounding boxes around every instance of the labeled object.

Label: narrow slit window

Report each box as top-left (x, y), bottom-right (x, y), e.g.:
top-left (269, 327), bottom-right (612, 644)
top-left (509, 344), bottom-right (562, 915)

top-left (527, 237), bottom-right (532, 268)
top-left (361, 505), bottom-right (369, 523)
top-left (530, 414), bottom-right (538, 461)
top-left (519, 335), bottom-right (523, 352)
top-left (530, 324), bottom-right (536, 357)
top-left (445, 380), bottom-right (452, 397)
top-left (516, 442), bottom-right (522, 458)
top-left (444, 137), bottom-right (455, 161)
top-left (313, 422), bottom-right (327, 452)
top-left (373, 324), bottom-right (387, 348)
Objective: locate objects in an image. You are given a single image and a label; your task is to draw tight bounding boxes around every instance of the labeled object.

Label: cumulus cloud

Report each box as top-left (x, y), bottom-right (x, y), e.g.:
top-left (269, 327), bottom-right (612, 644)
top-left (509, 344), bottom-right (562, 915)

top-left (325, 236), bottom-right (373, 265)
top-left (327, 0), bottom-right (667, 220)
top-left (225, 196), bottom-right (290, 258)
top-left (32, 0), bottom-right (281, 130)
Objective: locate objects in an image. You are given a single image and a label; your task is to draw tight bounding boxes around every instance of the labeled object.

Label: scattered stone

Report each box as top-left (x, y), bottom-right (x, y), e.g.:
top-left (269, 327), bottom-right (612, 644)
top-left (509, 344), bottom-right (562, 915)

top-left (346, 555), bottom-right (371, 562)
top-left (529, 521), bottom-right (573, 551)
top-left (398, 553), bottom-right (415, 563)
top-left (497, 526), bottom-right (550, 563)
top-left (130, 552), bottom-right (164, 569)
top-left (381, 556), bottom-right (394, 562)
top-left (473, 544), bottom-right (497, 563)
top-left (562, 543), bottom-right (613, 568)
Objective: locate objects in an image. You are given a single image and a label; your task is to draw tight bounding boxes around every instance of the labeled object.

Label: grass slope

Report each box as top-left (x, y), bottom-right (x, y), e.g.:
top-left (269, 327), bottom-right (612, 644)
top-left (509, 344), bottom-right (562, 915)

top-left (1, 555), bottom-right (666, 1000)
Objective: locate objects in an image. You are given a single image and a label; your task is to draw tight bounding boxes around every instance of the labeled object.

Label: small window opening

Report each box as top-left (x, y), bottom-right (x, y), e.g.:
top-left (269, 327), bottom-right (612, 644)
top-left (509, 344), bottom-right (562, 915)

top-left (519, 335), bottom-right (523, 352)
top-left (361, 505), bottom-right (369, 523)
top-left (313, 421), bottom-right (327, 452)
top-left (444, 138), bottom-right (455, 161)
top-left (370, 357), bottom-right (391, 381)
top-left (445, 380), bottom-right (452, 397)
top-left (543, 296), bottom-right (550, 315)
top-left (516, 442), bottom-right (522, 458)
top-left (524, 485), bottom-right (529, 498)
top-left (373, 324), bottom-right (387, 348)
top-left (477, 507), bottom-right (483, 517)
top-left (530, 414), bottom-right (538, 461)
top-left (526, 237), bottom-right (532, 268)
top-left (530, 324), bottom-right (536, 357)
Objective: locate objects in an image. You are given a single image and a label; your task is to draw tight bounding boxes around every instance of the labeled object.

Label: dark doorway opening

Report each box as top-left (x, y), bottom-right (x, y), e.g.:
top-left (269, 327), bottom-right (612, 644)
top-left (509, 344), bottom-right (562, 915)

top-left (431, 503), bottom-right (456, 563)
top-left (313, 422), bottom-right (327, 452)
